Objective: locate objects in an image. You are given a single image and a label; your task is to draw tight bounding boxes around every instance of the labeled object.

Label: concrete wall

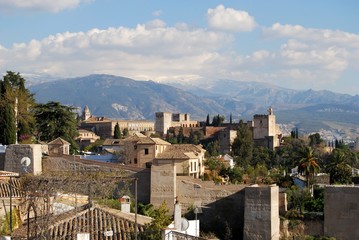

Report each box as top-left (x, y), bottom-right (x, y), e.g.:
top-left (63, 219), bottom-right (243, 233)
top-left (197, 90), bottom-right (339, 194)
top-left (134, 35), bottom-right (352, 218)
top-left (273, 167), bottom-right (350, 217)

top-left (324, 185), bottom-right (359, 240)
top-left (4, 144), bottom-right (42, 175)
top-left (243, 184), bottom-right (280, 240)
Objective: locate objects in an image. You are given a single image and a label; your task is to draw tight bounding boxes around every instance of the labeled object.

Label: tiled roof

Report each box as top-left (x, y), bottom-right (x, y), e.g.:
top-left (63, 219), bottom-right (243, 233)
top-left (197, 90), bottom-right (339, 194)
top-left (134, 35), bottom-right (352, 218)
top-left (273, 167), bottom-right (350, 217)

top-left (156, 144), bottom-right (204, 160)
top-left (124, 133), bottom-right (169, 145)
top-left (12, 204), bottom-right (152, 239)
top-left (0, 177), bottom-right (23, 198)
top-left (151, 138), bottom-right (171, 145)
top-left (48, 137), bottom-right (71, 145)
top-left (103, 138), bottom-right (124, 146)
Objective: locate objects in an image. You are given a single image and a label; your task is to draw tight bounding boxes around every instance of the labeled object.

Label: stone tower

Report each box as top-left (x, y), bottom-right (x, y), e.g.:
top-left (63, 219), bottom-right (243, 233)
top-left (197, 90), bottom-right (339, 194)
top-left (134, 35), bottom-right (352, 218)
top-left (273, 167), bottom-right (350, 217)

top-left (155, 112), bottom-right (172, 135)
top-left (82, 105), bottom-right (91, 121)
top-left (253, 107), bottom-right (279, 149)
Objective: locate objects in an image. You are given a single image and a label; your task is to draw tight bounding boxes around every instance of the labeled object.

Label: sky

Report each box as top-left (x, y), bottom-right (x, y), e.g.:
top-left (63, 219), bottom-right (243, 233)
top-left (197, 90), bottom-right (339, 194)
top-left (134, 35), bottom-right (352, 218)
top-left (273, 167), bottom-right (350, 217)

top-left (0, 1), bottom-right (359, 95)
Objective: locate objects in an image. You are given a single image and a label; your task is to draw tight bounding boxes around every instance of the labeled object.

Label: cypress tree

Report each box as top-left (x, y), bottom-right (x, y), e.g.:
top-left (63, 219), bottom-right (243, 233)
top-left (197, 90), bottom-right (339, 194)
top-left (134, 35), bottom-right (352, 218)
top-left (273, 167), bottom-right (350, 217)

top-left (114, 122), bottom-right (121, 139)
top-left (206, 114), bottom-right (210, 126)
top-left (2, 103), bottom-right (16, 145)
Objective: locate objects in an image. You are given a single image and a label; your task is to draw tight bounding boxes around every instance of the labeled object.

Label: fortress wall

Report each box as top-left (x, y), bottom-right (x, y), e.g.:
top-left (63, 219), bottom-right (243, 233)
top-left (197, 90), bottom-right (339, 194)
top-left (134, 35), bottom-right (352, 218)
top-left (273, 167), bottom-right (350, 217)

top-left (324, 185), bottom-right (359, 240)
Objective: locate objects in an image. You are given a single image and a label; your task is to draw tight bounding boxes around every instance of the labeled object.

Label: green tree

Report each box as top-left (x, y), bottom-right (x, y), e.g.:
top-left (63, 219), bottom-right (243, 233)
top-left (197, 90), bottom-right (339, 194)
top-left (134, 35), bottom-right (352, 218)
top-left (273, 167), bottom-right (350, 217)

top-left (140, 201), bottom-right (172, 240)
top-left (212, 114), bottom-right (225, 127)
top-left (177, 127), bottom-right (184, 144)
top-left (206, 114), bottom-right (210, 126)
top-left (114, 122), bottom-right (121, 139)
top-left (205, 140), bottom-right (220, 157)
top-left (309, 133), bottom-right (323, 147)
top-left (252, 146), bottom-right (275, 168)
top-left (325, 148), bottom-right (353, 184)
top-left (0, 71), bottom-right (35, 144)
top-left (1, 103), bottom-right (16, 145)
top-left (138, 203), bottom-right (156, 217)
top-left (34, 101), bottom-right (79, 151)
top-left (229, 113), bottom-right (233, 124)
top-left (232, 120), bottom-right (253, 168)
top-left (122, 128), bottom-right (129, 137)
top-left (298, 147), bottom-right (320, 188)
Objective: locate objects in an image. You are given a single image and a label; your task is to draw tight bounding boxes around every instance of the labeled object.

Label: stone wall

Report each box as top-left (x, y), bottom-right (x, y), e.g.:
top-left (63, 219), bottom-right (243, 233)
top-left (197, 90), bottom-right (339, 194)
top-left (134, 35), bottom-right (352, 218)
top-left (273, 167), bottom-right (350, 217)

top-left (150, 159), bottom-right (176, 211)
top-left (176, 176), bottom-right (247, 239)
top-left (243, 184), bottom-right (280, 240)
top-left (324, 185), bottom-right (359, 240)
top-left (4, 144), bottom-right (42, 175)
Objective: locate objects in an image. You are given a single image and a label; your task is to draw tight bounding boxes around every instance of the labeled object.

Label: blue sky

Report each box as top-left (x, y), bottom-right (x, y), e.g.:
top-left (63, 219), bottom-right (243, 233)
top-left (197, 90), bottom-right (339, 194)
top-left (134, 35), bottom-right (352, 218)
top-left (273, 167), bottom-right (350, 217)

top-left (0, 1), bottom-right (358, 95)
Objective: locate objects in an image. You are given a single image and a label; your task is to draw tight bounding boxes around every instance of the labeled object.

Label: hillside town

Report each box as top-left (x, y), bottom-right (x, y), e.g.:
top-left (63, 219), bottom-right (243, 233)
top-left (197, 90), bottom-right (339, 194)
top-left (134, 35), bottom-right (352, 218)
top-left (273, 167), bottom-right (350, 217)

top-left (1, 72), bottom-right (359, 240)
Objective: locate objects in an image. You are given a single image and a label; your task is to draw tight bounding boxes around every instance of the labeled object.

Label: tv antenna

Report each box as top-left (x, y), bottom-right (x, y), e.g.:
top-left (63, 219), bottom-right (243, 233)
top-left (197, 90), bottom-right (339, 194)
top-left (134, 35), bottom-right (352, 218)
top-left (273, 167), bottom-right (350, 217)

top-left (21, 157), bottom-right (31, 173)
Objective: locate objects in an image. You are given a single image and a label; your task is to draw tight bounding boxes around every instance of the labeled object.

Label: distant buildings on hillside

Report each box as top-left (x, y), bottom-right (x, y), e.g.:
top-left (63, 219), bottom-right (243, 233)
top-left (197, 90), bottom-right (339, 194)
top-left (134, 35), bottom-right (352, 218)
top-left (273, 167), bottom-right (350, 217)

top-left (79, 106), bottom-right (282, 153)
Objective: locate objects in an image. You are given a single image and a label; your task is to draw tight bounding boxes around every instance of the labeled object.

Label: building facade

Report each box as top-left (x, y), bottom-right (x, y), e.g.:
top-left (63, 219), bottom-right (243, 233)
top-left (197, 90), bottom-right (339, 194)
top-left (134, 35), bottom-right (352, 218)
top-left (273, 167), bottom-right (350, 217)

top-left (155, 112), bottom-right (199, 135)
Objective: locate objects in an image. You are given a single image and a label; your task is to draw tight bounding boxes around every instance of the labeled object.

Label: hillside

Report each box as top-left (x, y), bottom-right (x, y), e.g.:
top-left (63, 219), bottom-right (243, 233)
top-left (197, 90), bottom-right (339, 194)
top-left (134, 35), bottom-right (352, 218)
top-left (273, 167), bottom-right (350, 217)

top-left (29, 74), bottom-right (226, 120)
top-left (29, 74), bottom-right (359, 139)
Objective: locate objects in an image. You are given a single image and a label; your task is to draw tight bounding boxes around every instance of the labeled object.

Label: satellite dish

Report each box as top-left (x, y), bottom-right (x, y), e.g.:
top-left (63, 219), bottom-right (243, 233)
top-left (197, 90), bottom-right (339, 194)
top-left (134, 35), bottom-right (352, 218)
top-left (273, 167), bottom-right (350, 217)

top-left (181, 217), bottom-right (189, 231)
top-left (21, 157), bottom-right (31, 173)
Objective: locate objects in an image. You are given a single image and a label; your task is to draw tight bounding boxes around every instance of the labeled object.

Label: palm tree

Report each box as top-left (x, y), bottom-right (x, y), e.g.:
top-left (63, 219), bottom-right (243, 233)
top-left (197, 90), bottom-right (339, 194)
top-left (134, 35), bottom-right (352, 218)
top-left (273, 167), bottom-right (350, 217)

top-left (298, 147), bottom-right (320, 188)
top-left (326, 148), bottom-right (353, 184)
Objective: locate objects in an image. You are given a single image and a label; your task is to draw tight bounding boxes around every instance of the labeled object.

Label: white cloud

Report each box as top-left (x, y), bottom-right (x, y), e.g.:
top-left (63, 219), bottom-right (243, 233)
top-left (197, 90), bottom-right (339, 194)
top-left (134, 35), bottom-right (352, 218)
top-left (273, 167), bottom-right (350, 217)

top-left (1, 17), bottom-right (359, 94)
top-left (207, 5), bottom-right (257, 32)
top-left (263, 23), bottom-right (359, 48)
top-left (0, 0), bottom-right (91, 13)
top-left (0, 24), bottom-right (233, 80)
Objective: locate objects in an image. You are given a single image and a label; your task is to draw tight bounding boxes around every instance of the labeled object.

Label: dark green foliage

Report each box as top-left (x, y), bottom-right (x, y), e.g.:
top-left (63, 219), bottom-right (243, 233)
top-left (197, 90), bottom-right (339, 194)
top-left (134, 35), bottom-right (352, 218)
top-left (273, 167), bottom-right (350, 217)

top-left (277, 175), bottom-right (294, 188)
top-left (303, 188), bottom-right (324, 212)
top-left (34, 101), bottom-right (79, 151)
top-left (335, 139), bottom-right (347, 149)
top-left (140, 202), bottom-right (172, 240)
top-left (206, 114), bottom-right (210, 126)
top-left (286, 186), bottom-right (312, 213)
top-left (122, 128), bottom-right (129, 137)
top-left (290, 128), bottom-right (299, 139)
top-left (232, 120), bottom-right (253, 167)
top-left (229, 113), bottom-right (233, 124)
top-left (252, 146), bottom-right (275, 168)
top-left (84, 139), bottom-right (104, 152)
top-left (325, 148), bottom-right (354, 184)
top-left (211, 114), bottom-right (225, 127)
top-left (205, 140), bottom-right (220, 157)
top-left (177, 127), bottom-right (185, 143)
top-left (138, 203), bottom-right (156, 217)
top-left (309, 133), bottom-right (323, 147)
top-left (1, 103), bottom-right (16, 144)
top-left (0, 71), bottom-right (35, 144)
top-left (219, 166), bottom-right (243, 183)
top-left (114, 122), bottom-right (121, 139)
top-left (297, 147), bottom-right (320, 188)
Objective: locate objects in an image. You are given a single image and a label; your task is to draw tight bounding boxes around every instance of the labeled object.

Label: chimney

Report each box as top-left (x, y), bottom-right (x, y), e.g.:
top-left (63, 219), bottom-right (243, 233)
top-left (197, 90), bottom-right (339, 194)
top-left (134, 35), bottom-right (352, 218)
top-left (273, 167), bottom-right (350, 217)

top-left (174, 198), bottom-right (182, 231)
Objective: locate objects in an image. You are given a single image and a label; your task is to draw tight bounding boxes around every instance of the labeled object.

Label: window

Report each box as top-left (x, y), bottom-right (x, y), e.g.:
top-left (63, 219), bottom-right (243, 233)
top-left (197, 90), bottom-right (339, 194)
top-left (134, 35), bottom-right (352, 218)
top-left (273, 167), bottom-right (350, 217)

top-left (145, 148), bottom-right (149, 155)
top-left (134, 158), bottom-right (138, 164)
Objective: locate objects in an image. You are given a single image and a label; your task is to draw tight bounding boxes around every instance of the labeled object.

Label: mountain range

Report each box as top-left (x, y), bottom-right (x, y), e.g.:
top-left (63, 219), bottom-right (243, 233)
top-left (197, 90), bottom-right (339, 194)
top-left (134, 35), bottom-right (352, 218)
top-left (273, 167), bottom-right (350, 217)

top-left (29, 74), bottom-right (359, 139)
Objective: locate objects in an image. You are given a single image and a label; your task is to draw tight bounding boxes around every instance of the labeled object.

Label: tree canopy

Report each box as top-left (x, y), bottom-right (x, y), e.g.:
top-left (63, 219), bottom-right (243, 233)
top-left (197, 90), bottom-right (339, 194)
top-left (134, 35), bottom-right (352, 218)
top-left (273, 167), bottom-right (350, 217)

top-left (232, 120), bottom-right (253, 168)
top-left (297, 147), bottom-right (320, 188)
top-left (0, 71), bottom-right (35, 144)
top-left (34, 101), bottom-right (79, 150)
top-left (114, 122), bottom-right (122, 139)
